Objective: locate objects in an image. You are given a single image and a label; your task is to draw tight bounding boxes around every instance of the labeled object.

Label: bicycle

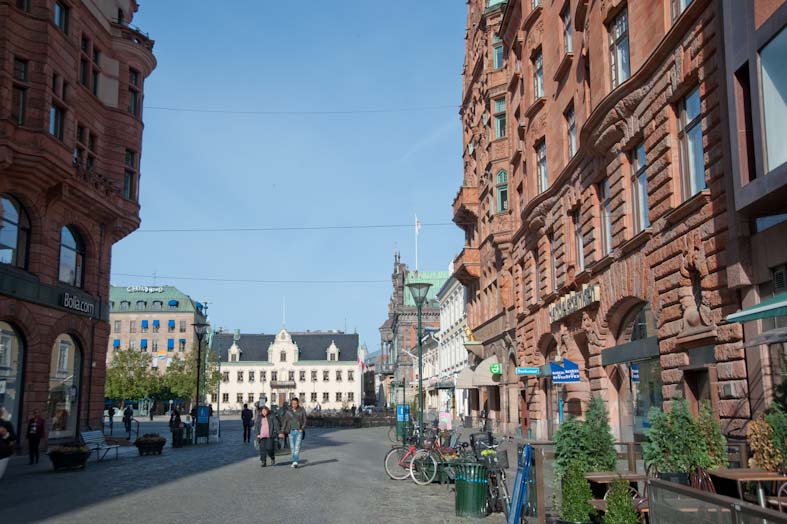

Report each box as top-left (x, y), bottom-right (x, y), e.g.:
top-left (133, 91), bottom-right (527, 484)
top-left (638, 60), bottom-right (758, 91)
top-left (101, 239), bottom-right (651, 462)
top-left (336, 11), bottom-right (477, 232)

top-left (383, 426), bottom-right (424, 480)
top-left (410, 428), bottom-right (475, 486)
top-left (477, 436), bottom-right (512, 517)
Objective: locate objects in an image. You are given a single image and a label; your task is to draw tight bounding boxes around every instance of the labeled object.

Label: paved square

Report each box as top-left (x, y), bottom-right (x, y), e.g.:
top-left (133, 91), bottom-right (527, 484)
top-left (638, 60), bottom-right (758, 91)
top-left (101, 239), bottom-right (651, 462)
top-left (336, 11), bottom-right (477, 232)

top-left (4, 419), bottom-right (507, 524)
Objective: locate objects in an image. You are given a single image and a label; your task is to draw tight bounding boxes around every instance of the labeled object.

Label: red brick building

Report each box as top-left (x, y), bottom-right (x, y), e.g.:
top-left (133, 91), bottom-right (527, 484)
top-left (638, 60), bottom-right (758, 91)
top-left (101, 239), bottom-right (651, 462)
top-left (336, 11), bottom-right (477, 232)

top-left (0, 0), bottom-right (155, 440)
top-left (455, 0), bottom-right (767, 440)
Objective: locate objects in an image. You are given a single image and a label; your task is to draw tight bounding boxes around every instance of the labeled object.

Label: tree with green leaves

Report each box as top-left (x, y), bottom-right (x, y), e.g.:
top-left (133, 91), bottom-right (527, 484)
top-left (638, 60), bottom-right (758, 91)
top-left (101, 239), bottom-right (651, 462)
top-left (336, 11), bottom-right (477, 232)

top-left (105, 349), bottom-right (157, 402)
top-left (554, 417), bottom-right (589, 479)
top-left (559, 461), bottom-right (595, 523)
top-left (584, 396), bottom-right (618, 473)
top-left (698, 401), bottom-right (728, 470)
top-left (162, 347), bottom-right (222, 405)
top-left (604, 479), bottom-right (639, 524)
top-left (643, 399), bottom-right (709, 474)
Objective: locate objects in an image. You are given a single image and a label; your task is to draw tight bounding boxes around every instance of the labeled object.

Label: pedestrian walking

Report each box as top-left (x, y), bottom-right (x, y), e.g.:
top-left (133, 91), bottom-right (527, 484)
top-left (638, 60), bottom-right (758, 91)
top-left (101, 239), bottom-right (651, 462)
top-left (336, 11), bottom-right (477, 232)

top-left (123, 404), bottom-right (133, 437)
top-left (256, 405), bottom-right (280, 467)
top-left (107, 405), bottom-right (115, 432)
top-left (0, 407), bottom-right (16, 480)
top-left (169, 408), bottom-right (183, 447)
top-left (279, 397), bottom-right (307, 468)
top-left (350, 404), bottom-right (357, 417)
top-left (149, 402), bottom-right (155, 421)
top-left (277, 402), bottom-right (290, 450)
top-left (25, 409), bottom-right (45, 465)
top-left (241, 403), bottom-right (253, 443)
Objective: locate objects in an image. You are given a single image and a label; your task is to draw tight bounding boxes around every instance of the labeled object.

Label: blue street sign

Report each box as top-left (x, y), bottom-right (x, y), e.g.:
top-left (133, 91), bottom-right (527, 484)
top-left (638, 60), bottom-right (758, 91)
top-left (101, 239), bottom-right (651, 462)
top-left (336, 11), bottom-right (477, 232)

top-left (550, 359), bottom-right (580, 383)
top-left (631, 364), bottom-right (640, 382)
top-left (515, 367), bottom-right (540, 376)
top-left (197, 406), bottom-right (210, 424)
top-left (396, 404), bottom-right (410, 422)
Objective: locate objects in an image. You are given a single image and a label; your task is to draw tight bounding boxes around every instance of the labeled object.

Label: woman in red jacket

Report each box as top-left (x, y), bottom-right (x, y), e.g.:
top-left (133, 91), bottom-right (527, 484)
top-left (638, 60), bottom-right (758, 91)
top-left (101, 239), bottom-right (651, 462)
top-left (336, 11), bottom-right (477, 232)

top-left (26, 409), bottom-right (45, 465)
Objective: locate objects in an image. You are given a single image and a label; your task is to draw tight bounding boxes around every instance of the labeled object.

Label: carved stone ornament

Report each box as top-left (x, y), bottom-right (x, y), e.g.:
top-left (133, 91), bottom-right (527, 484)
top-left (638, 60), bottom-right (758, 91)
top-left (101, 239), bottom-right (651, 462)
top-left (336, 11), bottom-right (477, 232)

top-left (676, 231), bottom-right (717, 347)
top-left (582, 311), bottom-right (605, 349)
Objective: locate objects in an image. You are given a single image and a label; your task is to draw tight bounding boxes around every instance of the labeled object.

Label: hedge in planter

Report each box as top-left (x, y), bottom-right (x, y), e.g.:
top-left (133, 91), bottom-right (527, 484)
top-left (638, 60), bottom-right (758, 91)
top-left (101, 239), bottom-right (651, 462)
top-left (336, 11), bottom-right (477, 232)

top-left (135, 433), bottom-right (166, 456)
top-left (643, 400), bottom-right (709, 482)
top-left (603, 479), bottom-right (639, 524)
top-left (698, 402), bottom-right (727, 470)
top-left (48, 443), bottom-right (90, 471)
top-left (558, 461), bottom-right (595, 524)
top-left (554, 397), bottom-right (617, 480)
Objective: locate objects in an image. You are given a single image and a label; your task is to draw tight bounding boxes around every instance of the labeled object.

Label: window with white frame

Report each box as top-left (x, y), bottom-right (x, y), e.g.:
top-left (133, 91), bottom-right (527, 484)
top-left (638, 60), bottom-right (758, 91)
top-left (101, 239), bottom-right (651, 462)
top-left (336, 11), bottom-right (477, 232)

top-left (533, 51), bottom-right (544, 99)
top-left (608, 8), bottom-right (630, 88)
top-left (548, 233), bottom-right (557, 292)
top-left (599, 179), bottom-right (613, 256)
top-left (493, 97), bottom-right (506, 139)
top-left (493, 35), bottom-right (503, 70)
top-left (536, 141), bottom-right (547, 193)
top-left (565, 104), bottom-right (576, 158)
top-left (573, 209), bottom-right (585, 272)
top-left (562, 6), bottom-right (572, 54)
top-left (630, 143), bottom-right (650, 232)
top-left (678, 87), bottom-right (705, 199)
top-left (496, 170), bottom-right (508, 212)
top-left (237, 371), bottom-right (244, 382)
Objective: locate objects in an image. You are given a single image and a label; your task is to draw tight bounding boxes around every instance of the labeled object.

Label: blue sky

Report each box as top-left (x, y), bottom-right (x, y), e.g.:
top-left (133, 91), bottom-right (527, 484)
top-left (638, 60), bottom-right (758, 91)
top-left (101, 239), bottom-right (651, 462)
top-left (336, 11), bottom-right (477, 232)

top-left (110, 1), bottom-right (466, 351)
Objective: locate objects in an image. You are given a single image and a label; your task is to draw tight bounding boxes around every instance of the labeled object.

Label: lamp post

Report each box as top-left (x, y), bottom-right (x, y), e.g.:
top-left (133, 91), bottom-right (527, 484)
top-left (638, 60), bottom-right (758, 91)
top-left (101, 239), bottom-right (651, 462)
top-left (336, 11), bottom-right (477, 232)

top-left (407, 280), bottom-right (432, 445)
top-left (192, 321), bottom-right (209, 445)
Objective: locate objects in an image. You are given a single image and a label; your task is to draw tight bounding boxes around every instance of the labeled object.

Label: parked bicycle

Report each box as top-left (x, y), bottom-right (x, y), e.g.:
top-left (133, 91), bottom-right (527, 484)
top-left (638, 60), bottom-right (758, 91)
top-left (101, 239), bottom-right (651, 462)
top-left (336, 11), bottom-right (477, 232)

top-left (383, 426), bottom-right (425, 480)
top-left (476, 436), bottom-right (512, 517)
top-left (409, 428), bottom-right (474, 486)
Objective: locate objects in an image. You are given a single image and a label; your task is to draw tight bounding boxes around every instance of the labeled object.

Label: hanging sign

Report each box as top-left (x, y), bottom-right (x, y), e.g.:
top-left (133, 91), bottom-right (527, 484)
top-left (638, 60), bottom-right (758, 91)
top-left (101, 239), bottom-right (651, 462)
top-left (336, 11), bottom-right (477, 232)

top-left (489, 363), bottom-right (502, 375)
top-left (550, 359), bottom-right (580, 383)
top-left (631, 364), bottom-right (640, 382)
top-left (515, 367), bottom-right (540, 376)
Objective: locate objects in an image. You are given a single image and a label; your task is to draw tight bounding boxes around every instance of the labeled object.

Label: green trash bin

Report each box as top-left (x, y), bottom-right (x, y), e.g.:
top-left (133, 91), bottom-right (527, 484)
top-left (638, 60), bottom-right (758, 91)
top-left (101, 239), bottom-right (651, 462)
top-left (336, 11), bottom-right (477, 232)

top-left (455, 462), bottom-right (488, 518)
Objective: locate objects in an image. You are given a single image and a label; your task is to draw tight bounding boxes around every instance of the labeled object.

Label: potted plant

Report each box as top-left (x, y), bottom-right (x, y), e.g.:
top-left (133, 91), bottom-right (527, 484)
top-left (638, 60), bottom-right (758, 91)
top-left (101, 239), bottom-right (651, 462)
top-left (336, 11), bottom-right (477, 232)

top-left (134, 433), bottom-right (166, 455)
top-left (748, 416), bottom-right (784, 472)
top-left (697, 402), bottom-right (728, 470)
top-left (603, 479), bottom-right (640, 524)
top-left (48, 442), bottom-right (90, 471)
top-left (643, 400), bottom-right (709, 485)
top-left (554, 417), bottom-right (589, 480)
top-left (584, 397), bottom-right (618, 471)
top-left (558, 461), bottom-right (596, 524)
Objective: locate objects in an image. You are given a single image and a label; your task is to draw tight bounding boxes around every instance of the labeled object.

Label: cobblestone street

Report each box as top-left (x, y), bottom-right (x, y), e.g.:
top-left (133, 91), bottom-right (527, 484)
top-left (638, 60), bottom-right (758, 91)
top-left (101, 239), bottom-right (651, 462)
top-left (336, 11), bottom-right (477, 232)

top-left (4, 419), bottom-right (506, 524)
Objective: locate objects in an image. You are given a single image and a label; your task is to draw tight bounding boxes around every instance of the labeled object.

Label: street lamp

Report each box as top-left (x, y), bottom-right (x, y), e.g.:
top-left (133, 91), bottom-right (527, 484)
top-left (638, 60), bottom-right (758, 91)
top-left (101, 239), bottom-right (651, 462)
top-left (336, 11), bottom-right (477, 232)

top-left (407, 279), bottom-right (432, 445)
top-left (192, 321), bottom-right (209, 445)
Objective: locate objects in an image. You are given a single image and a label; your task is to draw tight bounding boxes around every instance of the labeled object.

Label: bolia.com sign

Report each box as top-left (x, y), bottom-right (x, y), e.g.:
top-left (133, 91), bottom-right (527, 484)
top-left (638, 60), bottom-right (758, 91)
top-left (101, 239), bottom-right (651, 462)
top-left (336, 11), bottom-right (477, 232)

top-left (62, 292), bottom-right (96, 316)
top-left (548, 284), bottom-right (600, 324)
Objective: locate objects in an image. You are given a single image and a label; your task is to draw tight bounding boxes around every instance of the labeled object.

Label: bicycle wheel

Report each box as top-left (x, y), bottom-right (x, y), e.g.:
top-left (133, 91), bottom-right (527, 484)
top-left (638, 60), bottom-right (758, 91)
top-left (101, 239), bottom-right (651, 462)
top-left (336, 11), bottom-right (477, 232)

top-left (384, 446), bottom-right (412, 480)
top-left (410, 450), bottom-right (439, 485)
top-left (499, 471), bottom-right (511, 517)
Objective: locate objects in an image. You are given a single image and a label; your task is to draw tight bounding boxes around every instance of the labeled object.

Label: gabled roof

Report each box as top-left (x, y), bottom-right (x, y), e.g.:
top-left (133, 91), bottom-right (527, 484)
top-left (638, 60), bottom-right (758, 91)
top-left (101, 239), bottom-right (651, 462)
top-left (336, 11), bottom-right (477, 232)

top-left (211, 330), bottom-right (359, 363)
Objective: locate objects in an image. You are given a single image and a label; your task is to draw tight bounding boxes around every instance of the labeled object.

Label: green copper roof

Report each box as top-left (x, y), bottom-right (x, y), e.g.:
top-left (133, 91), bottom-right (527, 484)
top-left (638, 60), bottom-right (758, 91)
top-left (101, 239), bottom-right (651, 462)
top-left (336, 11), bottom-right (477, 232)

top-left (109, 285), bottom-right (204, 314)
top-left (403, 271), bottom-right (450, 307)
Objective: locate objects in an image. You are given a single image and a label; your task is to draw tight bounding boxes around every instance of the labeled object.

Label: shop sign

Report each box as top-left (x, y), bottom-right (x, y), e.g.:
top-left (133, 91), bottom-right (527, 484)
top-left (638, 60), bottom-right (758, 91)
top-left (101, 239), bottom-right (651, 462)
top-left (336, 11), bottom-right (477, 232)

top-left (548, 284), bottom-right (600, 323)
top-left (631, 364), bottom-right (640, 382)
top-left (61, 292), bottom-right (96, 316)
top-left (126, 286), bottom-right (164, 293)
top-left (550, 359), bottom-right (580, 383)
top-left (489, 363), bottom-right (502, 375)
top-left (515, 367), bottom-right (540, 376)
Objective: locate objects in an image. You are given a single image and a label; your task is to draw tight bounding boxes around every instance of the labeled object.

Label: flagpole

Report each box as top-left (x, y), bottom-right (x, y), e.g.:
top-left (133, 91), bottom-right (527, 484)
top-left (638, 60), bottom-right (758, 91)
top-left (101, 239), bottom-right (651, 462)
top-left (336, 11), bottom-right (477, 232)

top-left (415, 214), bottom-right (419, 272)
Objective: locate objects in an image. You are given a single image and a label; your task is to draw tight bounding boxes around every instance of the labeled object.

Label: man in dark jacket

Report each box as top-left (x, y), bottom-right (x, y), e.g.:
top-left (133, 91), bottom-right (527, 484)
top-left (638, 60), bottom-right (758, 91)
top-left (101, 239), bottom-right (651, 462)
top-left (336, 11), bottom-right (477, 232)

top-left (123, 404), bottom-right (134, 437)
top-left (278, 397), bottom-right (307, 468)
top-left (241, 403), bottom-right (253, 443)
top-left (26, 408), bottom-right (45, 464)
top-left (255, 405), bottom-right (280, 467)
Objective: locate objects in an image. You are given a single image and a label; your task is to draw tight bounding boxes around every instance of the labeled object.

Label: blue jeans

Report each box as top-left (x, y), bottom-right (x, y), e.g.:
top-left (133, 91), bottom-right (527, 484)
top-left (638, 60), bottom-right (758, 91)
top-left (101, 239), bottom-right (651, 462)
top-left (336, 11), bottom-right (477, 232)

top-left (290, 430), bottom-right (303, 463)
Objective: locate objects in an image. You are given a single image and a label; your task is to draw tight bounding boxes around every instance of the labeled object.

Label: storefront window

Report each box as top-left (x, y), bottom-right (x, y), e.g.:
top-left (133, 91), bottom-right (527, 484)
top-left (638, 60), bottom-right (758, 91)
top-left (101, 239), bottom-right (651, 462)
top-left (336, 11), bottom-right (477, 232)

top-left (47, 334), bottom-right (82, 439)
top-left (0, 321), bottom-right (24, 434)
top-left (631, 359), bottom-right (663, 437)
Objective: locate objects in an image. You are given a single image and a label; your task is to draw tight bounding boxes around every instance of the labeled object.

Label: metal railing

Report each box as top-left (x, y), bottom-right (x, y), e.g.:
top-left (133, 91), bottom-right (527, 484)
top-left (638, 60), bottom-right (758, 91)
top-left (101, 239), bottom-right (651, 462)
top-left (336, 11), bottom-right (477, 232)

top-left (648, 478), bottom-right (787, 524)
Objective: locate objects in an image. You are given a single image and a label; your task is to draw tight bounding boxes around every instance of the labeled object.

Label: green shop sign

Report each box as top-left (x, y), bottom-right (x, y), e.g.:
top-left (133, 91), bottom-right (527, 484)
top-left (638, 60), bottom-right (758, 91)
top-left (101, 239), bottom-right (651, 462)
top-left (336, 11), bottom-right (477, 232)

top-left (489, 363), bottom-right (502, 375)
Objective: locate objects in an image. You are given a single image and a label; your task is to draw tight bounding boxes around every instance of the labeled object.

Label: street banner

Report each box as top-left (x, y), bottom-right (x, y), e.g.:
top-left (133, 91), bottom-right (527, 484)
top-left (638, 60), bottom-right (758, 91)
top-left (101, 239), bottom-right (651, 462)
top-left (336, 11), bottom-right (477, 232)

top-left (550, 359), bottom-right (580, 383)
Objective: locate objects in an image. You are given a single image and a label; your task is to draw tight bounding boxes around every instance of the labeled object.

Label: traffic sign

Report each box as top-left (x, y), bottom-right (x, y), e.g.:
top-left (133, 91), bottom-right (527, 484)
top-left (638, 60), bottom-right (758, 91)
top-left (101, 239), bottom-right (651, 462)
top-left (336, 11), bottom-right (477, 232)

top-left (515, 367), bottom-right (540, 376)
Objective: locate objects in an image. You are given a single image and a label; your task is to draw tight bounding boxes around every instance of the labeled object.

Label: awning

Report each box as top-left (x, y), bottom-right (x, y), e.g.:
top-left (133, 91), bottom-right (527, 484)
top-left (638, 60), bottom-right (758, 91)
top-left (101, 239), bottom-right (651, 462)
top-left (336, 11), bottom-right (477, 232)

top-left (168, 300), bottom-right (179, 307)
top-left (140, 338), bottom-right (148, 348)
top-left (455, 366), bottom-right (476, 389)
top-left (152, 320), bottom-right (160, 327)
top-left (743, 327), bottom-right (787, 348)
top-left (167, 339), bottom-right (174, 349)
top-left (179, 338), bottom-right (186, 344)
top-left (726, 292), bottom-right (787, 323)
top-left (141, 320), bottom-right (149, 329)
top-left (473, 355), bottom-right (501, 387)
top-left (113, 339), bottom-right (120, 348)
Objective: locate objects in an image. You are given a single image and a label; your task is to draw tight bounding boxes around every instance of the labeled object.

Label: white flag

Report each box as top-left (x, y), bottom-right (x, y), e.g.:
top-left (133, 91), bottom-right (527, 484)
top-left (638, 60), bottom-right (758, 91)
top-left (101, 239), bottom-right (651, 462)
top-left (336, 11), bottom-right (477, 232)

top-left (415, 215), bottom-right (421, 235)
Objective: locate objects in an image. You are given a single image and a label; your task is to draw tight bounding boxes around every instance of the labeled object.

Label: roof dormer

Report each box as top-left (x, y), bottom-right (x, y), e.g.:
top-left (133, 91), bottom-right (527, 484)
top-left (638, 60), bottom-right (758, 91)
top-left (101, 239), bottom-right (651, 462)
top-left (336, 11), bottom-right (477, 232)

top-left (229, 342), bottom-right (242, 363)
top-left (327, 341), bottom-right (340, 361)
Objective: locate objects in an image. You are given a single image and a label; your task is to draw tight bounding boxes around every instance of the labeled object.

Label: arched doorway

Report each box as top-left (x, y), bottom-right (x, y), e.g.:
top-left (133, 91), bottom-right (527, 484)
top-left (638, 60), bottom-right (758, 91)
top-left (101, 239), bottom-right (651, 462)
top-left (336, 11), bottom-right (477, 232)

top-left (0, 321), bottom-right (25, 436)
top-left (47, 334), bottom-right (82, 440)
top-left (608, 302), bottom-right (661, 442)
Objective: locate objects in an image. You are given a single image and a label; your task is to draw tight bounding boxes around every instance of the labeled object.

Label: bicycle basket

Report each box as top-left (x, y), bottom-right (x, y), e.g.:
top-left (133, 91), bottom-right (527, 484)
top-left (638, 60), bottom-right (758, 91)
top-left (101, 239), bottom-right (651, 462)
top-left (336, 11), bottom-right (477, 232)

top-left (480, 448), bottom-right (509, 470)
top-left (469, 432), bottom-right (496, 459)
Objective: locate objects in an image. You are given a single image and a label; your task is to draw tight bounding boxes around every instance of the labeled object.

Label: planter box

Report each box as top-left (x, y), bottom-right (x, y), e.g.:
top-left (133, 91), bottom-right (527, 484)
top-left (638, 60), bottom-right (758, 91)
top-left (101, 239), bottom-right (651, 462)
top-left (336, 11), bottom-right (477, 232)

top-left (48, 450), bottom-right (90, 471)
top-left (135, 440), bottom-right (165, 456)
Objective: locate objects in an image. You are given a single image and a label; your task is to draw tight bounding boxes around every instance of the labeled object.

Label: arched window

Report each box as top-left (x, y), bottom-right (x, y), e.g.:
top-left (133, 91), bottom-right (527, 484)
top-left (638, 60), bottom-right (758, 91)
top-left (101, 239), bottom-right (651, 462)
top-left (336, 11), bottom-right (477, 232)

top-left (496, 170), bottom-right (508, 213)
top-left (58, 226), bottom-right (84, 287)
top-left (151, 301), bottom-right (163, 311)
top-left (0, 195), bottom-right (31, 269)
top-left (120, 301), bottom-right (130, 311)
top-left (0, 321), bottom-right (24, 435)
top-left (135, 300), bottom-right (146, 310)
top-left (47, 333), bottom-right (82, 439)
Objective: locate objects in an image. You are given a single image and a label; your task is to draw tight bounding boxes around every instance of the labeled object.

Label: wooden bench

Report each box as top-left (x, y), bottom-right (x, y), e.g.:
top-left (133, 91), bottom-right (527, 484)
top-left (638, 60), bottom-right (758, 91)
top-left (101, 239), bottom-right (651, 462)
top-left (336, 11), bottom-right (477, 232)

top-left (80, 430), bottom-right (119, 462)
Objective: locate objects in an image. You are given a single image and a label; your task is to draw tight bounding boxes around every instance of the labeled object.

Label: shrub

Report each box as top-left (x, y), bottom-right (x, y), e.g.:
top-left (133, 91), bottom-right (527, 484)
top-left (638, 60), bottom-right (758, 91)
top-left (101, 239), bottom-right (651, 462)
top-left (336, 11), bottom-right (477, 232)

top-left (643, 400), bottom-right (709, 474)
top-left (697, 402), bottom-right (728, 470)
top-left (748, 416), bottom-right (784, 472)
top-left (560, 461), bottom-right (595, 523)
top-left (603, 479), bottom-right (639, 524)
top-left (765, 407), bottom-right (787, 465)
top-left (49, 442), bottom-right (89, 454)
top-left (554, 417), bottom-right (589, 479)
top-left (584, 397), bottom-right (618, 473)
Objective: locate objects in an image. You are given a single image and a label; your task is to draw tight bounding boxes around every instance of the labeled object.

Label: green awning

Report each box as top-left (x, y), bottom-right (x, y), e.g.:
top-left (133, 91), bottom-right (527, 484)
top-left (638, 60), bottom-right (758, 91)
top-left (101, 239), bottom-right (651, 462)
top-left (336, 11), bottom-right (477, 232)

top-left (726, 292), bottom-right (787, 323)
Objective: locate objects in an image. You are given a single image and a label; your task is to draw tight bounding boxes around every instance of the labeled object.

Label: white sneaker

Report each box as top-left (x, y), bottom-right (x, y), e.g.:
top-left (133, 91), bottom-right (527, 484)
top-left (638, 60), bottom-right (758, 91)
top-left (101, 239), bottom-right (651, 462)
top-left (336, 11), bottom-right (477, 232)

top-left (292, 462), bottom-right (298, 468)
